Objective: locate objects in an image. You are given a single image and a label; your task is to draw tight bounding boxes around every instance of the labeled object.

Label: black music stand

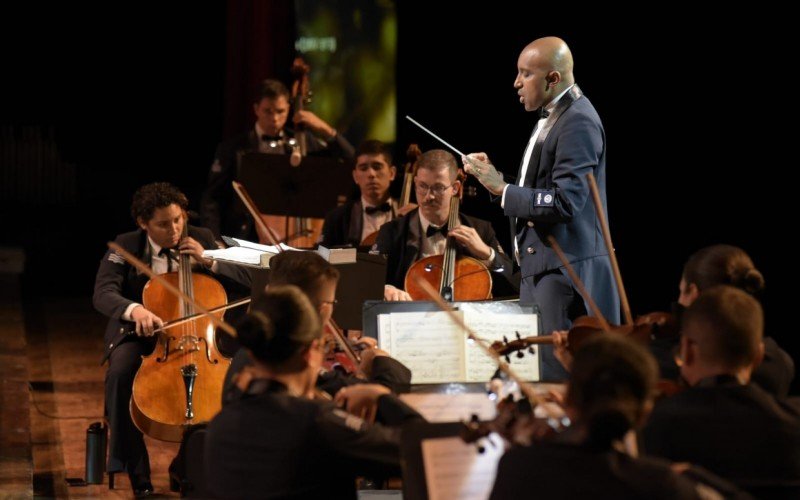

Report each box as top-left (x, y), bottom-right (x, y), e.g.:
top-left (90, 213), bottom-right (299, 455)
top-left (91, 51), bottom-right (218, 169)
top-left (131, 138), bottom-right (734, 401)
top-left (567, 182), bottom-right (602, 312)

top-left (238, 152), bottom-right (353, 218)
top-left (249, 253), bottom-right (386, 330)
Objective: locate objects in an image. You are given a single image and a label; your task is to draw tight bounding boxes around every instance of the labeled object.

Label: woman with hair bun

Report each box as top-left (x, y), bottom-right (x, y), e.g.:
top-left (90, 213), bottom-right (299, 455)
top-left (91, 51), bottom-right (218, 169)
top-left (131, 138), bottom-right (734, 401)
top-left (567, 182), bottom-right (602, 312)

top-left (205, 285), bottom-right (422, 499)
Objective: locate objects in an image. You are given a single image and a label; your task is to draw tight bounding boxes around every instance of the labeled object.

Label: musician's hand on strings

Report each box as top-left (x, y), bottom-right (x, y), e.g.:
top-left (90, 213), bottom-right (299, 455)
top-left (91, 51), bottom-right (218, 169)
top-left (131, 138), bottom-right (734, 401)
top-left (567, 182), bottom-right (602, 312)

top-left (294, 110), bottom-right (336, 139)
top-left (179, 236), bottom-right (213, 268)
top-left (384, 284), bottom-right (412, 302)
top-left (462, 153), bottom-right (506, 195)
top-left (448, 226), bottom-right (493, 260)
top-left (552, 330), bottom-right (573, 372)
top-left (130, 306), bottom-right (164, 337)
top-left (334, 383), bottom-right (390, 423)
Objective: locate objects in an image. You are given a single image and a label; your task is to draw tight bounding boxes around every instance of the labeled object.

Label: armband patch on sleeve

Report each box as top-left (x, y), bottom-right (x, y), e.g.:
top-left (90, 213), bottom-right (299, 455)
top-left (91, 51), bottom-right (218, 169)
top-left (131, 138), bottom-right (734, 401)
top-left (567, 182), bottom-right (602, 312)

top-left (533, 189), bottom-right (555, 207)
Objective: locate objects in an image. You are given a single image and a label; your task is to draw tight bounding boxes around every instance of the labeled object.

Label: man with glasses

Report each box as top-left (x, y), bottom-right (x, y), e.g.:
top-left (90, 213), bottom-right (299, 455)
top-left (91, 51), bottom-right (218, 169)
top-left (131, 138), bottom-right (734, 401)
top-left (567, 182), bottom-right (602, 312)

top-left (374, 149), bottom-right (513, 301)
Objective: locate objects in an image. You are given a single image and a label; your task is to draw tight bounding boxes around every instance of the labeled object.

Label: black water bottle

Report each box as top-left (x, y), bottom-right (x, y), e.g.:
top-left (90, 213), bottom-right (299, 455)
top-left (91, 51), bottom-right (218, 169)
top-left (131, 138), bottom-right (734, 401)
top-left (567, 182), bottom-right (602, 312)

top-left (85, 422), bottom-right (107, 484)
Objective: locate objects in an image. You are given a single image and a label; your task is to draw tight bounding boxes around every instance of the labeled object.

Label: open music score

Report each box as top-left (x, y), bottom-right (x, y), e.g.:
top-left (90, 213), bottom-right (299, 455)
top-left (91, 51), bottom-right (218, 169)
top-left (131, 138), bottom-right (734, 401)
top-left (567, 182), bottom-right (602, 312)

top-left (202, 237), bottom-right (299, 268)
top-left (378, 309), bottom-right (540, 384)
top-left (422, 434), bottom-right (504, 500)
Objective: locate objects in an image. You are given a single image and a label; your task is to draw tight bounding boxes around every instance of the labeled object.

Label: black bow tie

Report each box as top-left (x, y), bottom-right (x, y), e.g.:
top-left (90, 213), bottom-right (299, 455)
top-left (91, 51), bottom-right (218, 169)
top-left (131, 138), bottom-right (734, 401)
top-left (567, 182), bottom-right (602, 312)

top-left (364, 203), bottom-right (391, 215)
top-left (539, 107), bottom-right (550, 119)
top-left (426, 224), bottom-right (448, 238)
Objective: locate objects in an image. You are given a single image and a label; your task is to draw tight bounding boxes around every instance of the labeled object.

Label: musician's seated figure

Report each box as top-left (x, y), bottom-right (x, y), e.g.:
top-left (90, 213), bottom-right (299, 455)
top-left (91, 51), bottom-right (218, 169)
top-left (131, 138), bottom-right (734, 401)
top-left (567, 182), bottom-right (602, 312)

top-left (223, 250), bottom-right (413, 404)
top-left (642, 286), bottom-right (800, 494)
top-left (200, 78), bottom-right (355, 239)
top-left (205, 286), bottom-right (423, 499)
top-left (491, 334), bottom-right (745, 499)
top-left (92, 182), bottom-right (250, 498)
top-left (320, 139), bottom-right (400, 249)
top-left (374, 149), bottom-right (515, 301)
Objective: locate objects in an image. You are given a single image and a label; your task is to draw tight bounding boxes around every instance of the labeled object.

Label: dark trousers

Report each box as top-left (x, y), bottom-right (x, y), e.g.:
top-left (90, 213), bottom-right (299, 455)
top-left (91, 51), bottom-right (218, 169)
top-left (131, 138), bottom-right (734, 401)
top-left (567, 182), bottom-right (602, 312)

top-left (105, 339), bottom-right (154, 475)
top-left (520, 270), bottom-right (586, 381)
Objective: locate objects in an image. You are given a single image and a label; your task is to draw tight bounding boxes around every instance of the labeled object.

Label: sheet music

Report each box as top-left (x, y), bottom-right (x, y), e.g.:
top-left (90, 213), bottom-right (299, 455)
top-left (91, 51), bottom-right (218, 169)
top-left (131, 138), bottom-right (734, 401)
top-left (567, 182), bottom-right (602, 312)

top-left (203, 246), bottom-right (265, 265)
top-left (230, 237), bottom-right (298, 253)
top-left (422, 434), bottom-right (504, 500)
top-left (388, 311), bottom-right (465, 384)
top-left (400, 393), bottom-right (497, 423)
top-left (464, 311), bottom-right (539, 382)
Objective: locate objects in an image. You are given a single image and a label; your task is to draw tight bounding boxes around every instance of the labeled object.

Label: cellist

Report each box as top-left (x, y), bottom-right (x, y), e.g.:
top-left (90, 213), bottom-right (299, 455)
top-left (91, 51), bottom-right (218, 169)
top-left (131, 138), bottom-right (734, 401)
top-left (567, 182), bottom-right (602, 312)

top-left (319, 139), bottom-right (399, 249)
top-left (93, 182), bottom-right (250, 497)
top-left (374, 149), bottom-right (514, 301)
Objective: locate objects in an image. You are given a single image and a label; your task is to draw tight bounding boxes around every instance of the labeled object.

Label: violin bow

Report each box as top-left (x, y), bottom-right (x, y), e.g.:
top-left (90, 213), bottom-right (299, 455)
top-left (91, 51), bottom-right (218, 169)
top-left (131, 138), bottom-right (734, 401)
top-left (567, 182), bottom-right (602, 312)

top-left (233, 181), bottom-right (365, 377)
top-left (586, 172), bottom-right (632, 325)
top-left (411, 275), bottom-right (563, 422)
top-left (546, 236), bottom-right (611, 332)
top-left (108, 242), bottom-right (237, 337)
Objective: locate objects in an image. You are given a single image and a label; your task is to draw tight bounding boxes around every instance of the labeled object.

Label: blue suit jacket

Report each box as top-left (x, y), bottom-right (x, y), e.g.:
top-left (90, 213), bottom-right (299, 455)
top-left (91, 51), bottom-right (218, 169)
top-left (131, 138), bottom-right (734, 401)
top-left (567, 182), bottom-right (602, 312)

top-left (503, 86), bottom-right (620, 323)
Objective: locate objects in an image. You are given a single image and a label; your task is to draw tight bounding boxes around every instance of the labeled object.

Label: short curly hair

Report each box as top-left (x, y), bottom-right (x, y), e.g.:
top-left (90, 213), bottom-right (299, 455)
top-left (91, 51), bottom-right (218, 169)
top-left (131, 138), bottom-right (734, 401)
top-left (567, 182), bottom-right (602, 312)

top-left (130, 182), bottom-right (188, 223)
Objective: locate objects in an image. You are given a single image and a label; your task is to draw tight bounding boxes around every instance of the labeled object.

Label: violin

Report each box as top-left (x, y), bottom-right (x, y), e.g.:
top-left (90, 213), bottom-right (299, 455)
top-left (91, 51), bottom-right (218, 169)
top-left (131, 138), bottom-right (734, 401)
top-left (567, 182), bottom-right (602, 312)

top-left (404, 170), bottom-right (491, 301)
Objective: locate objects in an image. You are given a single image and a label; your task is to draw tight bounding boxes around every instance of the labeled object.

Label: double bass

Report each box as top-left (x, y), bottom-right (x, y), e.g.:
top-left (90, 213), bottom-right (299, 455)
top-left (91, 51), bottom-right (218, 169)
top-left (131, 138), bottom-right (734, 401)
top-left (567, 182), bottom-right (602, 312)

top-left (257, 57), bottom-right (324, 248)
top-left (404, 170), bottom-right (491, 301)
top-left (129, 220), bottom-right (231, 442)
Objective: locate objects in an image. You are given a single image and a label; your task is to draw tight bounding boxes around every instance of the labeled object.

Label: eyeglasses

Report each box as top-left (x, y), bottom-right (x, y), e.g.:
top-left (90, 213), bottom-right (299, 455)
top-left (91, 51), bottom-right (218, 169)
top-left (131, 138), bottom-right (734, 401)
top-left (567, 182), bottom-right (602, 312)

top-left (415, 182), bottom-right (455, 197)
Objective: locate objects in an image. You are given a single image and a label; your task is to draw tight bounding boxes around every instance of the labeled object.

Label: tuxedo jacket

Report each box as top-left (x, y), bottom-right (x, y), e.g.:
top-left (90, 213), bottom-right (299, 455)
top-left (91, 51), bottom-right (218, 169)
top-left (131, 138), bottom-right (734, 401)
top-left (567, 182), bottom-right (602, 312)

top-left (642, 375), bottom-right (800, 489)
top-left (93, 226), bottom-right (251, 360)
top-left (200, 128), bottom-right (355, 238)
top-left (503, 85), bottom-right (619, 322)
top-left (374, 208), bottom-right (517, 297)
top-left (320, 199), bottom-right (399, 248)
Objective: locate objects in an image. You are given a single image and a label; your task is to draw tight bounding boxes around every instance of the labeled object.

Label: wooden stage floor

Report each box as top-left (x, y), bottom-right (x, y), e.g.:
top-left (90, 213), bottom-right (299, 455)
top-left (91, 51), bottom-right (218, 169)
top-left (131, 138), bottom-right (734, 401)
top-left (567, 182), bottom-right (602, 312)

top-left (1, 276), bottom-right (180, 498)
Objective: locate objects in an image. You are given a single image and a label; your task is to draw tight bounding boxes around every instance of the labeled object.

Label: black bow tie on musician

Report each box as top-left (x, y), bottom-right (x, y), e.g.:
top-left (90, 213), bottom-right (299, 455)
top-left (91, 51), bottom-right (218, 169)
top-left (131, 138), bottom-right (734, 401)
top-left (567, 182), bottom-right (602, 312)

top-left (364, 203), bottom-right (392, 215)
top-left (426, 224), bottom-right (449, 238)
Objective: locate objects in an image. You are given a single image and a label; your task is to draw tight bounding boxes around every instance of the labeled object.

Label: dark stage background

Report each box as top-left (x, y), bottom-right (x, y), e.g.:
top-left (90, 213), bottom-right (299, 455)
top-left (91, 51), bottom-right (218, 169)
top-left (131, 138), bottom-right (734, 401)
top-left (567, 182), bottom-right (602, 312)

top-left (2, 3), bottom-right (796, 389)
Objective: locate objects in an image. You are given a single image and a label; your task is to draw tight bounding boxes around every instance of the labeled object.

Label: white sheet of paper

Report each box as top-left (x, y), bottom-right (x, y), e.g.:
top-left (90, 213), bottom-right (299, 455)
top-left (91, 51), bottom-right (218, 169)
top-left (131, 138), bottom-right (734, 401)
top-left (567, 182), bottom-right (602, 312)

top-left (422, 434), bottom-right (504, 500)
top-left (400, 393), bottom-right (497, 423)
top-left (202, 246), bottom-right (264, 265)
top-left (463, 311), bottom-right (539, 382)
top-left (230, 237), bottom-right (298, 253)
top-left (389, 311), bottom-right (465, 384)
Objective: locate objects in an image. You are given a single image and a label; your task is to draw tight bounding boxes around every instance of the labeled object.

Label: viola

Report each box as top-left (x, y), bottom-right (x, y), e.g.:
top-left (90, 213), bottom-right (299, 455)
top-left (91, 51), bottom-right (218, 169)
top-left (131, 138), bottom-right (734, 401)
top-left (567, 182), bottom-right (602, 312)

top-left (404, 170), bottom-right (491, 301)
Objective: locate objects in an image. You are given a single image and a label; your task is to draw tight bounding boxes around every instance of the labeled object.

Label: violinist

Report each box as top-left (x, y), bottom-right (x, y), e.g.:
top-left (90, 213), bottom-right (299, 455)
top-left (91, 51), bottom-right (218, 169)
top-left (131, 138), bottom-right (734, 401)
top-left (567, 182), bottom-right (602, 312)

top-left (319, 139), bottom-right (398, 248)
top-left (642, 286), bottom-right (800, 495)
top-left (375, 149), bottom-right (514, 301)
top-left (464, 37), bottom-right (619, 381)
top-left (205, 286), bottom-right (424, 499)
top-left (93, 182), bottom-right (251, 498)
top-left (491, 335), bottom-right (743, 499)
top-left (654, 244), bottom-right (794, 398)
top-left (223, 250), bottom-right (412, 403)
top-left (200, 78), bottom-right (355, 239)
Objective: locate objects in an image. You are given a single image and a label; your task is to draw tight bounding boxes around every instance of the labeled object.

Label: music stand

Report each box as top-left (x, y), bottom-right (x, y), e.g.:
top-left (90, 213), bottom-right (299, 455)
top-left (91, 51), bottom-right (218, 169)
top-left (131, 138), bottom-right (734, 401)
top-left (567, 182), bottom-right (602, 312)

top-left (248, 253), bottom-right (386, 330)
top-left (238, 152), bottom-right (353, 218)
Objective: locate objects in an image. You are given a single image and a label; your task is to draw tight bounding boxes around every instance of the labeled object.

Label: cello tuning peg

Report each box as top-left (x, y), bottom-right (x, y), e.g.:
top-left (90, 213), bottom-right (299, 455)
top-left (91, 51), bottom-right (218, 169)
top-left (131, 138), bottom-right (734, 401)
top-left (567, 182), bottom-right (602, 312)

top-left (515, 331), bottom-right (522, 340)
top-left (502, 335), bottom-right (508, 344)
top-left (528, 347), bottom-right (536, 355)
top-left (505, 355), bottom-right (511, 364)
top-left (516, 351), bottom-right (525, 359)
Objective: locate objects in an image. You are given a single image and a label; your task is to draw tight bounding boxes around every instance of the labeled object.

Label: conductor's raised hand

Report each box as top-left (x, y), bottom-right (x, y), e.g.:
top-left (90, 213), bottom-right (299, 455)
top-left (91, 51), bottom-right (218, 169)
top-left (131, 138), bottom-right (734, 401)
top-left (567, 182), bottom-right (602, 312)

top-left (462, 153), bottom-right (506, 195)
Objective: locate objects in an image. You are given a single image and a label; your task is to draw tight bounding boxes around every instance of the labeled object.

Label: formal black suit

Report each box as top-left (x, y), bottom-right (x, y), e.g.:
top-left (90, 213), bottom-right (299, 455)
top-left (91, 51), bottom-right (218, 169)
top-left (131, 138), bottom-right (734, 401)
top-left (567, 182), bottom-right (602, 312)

top-left (502, 85), bottom-right (619, 379)
top-left (642, 375), bottom-right (800, 494)
top-left (320, 199), bottom-right (397, 248)
top-left (490, 440), bottom-right (739, 500)
top-left (205, 379), bottom-right (422, 499)
top-left (200, 127), bottom-right (355, 239)
top-left (374, 208), bottom-right (517, 298)
top-left (93, 226), bottom-right (251, 476)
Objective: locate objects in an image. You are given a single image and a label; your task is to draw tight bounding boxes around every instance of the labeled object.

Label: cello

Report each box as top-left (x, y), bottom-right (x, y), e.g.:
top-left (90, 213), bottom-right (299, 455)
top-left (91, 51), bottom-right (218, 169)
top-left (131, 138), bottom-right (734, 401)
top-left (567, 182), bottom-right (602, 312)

top-left (404, 170), bottom-right (491, 301)
top-left (257, 57), bottom-right (324, 248)
top-left (127, 219), bottom-right (231, 442)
